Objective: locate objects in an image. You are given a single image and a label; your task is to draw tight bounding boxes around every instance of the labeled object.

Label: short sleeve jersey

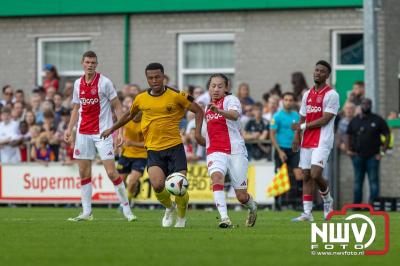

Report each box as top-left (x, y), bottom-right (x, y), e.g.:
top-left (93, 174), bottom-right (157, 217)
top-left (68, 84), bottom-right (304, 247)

top-left (204, 95), bottom-right (247, 156)
top-left (72, 73), bottom-right (117, 135)
top-left (129, 87), bottom-right (193, 151)
top-left (299, 85), bottom-right (339, 149)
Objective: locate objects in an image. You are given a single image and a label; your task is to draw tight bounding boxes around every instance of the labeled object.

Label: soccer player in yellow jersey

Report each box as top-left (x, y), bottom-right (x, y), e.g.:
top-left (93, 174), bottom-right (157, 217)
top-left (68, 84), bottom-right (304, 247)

top-left (101, 63), bottom-right (204, 228)
top-left (117, 111), bottom-right (147, 207)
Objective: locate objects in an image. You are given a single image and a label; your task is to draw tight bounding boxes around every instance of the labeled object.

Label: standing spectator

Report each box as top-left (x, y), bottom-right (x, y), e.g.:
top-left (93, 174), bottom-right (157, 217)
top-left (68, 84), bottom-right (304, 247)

top-left (336, 101), bottom-right (356, 152)
top-left (62, 81), bottom-right (74, 109)
top-left (270, 92), bottom-right (302, 210)
top-left (11, 101), bottom-right (26, 122)
top-left (346, 98), bottom-right (390, 204)
top-left (192, 86), bottom-right (204, 100)
top-left (348, 81), bottom-right (365, 108)
top-left (30, 90), bottom-right (43, 123)
top-left (291, 72), bottom-right (309, 103)
top-left (24, 110), bottom-right (36, 128)
top-left (122, 84), bottom-right (141, 98)
top-left (15, 89), bottom-right (26, 105)
top-left (53, 92), bottom-right (66, 127)
top-left (45, 86), bottom-right (57, 100)
top-left (31, 135), bottom-right (55, 165)
top-left (1, 85), bottom-right (15, 107)
top-left (15, 121), bottom-right (31, 162)
top-left (121, 95), bottom-right (134, 113)
top-left (263, 95), bottom-right (280, 122)
top-left (43, 64), bottom-right (60, 92)
top-left (243, 102), bottom-right (269, 160)
top-left (237, 83), bottom-right (255, 105)
top-left (42, 110), bottom-right (60, 161)
top-left (0, 107), bottom-right (21, 163)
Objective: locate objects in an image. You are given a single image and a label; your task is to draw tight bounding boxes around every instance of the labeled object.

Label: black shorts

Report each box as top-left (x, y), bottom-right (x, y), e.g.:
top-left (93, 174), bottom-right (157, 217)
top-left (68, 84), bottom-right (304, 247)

top-left (274, 147), bottom-right (300, 172)
top-left (147, 143), bottom-right (187, 177)
top-left (117, 156), bottom-right (147, 174)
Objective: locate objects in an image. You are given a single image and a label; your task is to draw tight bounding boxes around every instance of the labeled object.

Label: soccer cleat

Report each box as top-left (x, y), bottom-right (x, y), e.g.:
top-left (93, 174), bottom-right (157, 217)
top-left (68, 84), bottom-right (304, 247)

top-left (126, 214), bottom-right (138, 222)
top-left (291, 213), bottom-right (314, 222)
top-left (219, 217), bottom-right (233, 228)
top-left (162, 202), bottom-right (176, 227)
top-left (67, 213), bottom-right (93, 222)
top-left (245, 202), bottom-right (258, 227)
top-left (323, 196), bottom-right (334, 220)
top-left (174, 217), bottom-right (187, 228)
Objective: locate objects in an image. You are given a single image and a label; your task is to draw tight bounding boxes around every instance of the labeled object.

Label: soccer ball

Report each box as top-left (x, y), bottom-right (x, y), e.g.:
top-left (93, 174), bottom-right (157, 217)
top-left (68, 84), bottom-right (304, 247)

top-left (165, 172), bottom-right (189, 196)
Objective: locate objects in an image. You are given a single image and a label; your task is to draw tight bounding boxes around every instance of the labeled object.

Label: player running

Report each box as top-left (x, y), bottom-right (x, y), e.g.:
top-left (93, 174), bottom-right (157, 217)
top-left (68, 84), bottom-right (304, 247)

top-left (64, 51), bottom-right (135, 222)
top-left (291, 60), bottom-right (339, 222)
top-left (117, 111), bottom-right (147, 206)
top-left (101, 63), bottom-right (204, 228)
top-left (197, 73), bottom-right (257, 228)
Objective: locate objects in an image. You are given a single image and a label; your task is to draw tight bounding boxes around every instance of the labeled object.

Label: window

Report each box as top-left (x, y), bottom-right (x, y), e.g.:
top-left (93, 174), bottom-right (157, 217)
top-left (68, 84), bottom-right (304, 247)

top-left (178, 34), bottom-right (234, 90)
top-left (333, 32), bottom-right (364, 67)
top-left (37, 37), bottom-right (91, 85)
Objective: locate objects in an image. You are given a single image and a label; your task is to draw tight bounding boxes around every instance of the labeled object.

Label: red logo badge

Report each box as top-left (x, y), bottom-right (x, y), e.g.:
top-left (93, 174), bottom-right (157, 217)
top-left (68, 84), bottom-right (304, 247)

top-left (75, 149), bottom-right (80, 155)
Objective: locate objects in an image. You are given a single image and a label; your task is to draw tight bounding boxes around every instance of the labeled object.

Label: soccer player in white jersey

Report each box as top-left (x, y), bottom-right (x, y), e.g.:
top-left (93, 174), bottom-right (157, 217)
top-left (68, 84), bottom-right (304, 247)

top-left (291, 60), bottom-right (339, 222)
top-left (64, 51), bottom-right (135, 222)
top-left (197, 73), bottom-right (257, 228)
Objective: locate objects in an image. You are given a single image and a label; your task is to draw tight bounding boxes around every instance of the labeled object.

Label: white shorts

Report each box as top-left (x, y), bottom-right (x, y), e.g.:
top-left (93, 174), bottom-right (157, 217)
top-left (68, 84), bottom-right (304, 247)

top-left (299, 147), bottom-right (331, 169)
top-left (73, 134), bottom-right (114, 160)
top-left (206, 152), bottom-right (248, 189)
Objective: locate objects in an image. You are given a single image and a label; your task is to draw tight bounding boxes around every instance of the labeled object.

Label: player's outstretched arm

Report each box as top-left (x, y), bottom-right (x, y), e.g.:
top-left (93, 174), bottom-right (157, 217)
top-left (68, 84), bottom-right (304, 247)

top-left (291, 116), bottom-right (305, 152)
top-left (64, 104), bottom-right (80, 143)
top-left (100, 110), bottom-right (134, 139)
top-left (187, 101), bottom-right (205, 145)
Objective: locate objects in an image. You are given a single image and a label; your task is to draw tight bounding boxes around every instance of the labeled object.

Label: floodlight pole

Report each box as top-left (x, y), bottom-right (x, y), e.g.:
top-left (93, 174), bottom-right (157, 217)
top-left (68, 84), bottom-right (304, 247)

top-left (363, 0), bottom-right (379, 113)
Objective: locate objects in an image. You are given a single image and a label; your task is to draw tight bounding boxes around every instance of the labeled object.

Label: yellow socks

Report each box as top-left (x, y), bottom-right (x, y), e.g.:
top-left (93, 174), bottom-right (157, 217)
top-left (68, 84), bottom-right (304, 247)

top-left (175, 192), bottom-right (189, 218)
top-left (155, 188), bottom-right (173, 209)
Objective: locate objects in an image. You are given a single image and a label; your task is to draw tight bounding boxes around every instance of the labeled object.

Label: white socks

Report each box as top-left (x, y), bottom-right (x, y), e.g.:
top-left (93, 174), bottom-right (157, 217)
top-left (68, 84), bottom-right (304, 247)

top-left (303, 194), bottom-right (313, 216)
top-left (81, 179), bottom-right (92, 216)
top-left (112, 177), bottom-right (132, 215)
top-left (213, 184), bottom-right (228, 219)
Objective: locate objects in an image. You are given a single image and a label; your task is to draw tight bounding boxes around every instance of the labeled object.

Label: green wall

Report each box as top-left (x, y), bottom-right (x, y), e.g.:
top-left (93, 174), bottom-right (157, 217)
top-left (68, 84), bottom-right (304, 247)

top-left (335, 69), bottom-right (364, 108)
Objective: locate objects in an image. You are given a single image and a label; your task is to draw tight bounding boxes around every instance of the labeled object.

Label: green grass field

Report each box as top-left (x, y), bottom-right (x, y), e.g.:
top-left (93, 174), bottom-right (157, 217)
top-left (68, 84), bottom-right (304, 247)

top-left (0, 207), bottom-right (398, 266)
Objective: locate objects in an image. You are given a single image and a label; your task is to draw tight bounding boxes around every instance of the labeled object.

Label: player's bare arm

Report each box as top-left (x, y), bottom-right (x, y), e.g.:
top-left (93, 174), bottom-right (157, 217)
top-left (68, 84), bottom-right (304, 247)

top-left (100, 110), bottom-right (136, 139)
top-left (64, 103), bottom-right (80, 143)
top-left (302, 112), bottom-right (335, 129)
top-left (208, 103), bottom-right (240, 121)
top-left (187, 101), bottom-right (205, 145)
top-left (110, 97), bottom-right (125, 147)
top-left (292, 116), bottom-right (305, 152)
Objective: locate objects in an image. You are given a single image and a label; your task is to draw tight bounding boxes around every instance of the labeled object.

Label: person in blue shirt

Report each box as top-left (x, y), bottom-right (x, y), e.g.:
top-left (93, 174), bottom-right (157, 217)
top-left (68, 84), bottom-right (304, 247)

top-left (270, 92), bottom-right (302, 210)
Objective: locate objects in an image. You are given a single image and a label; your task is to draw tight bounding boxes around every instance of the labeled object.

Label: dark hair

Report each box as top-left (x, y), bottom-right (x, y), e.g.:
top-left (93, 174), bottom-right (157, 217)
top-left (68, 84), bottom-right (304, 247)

top-left (15, 89), bottom-right (24, 95)
top-left (316, 60), bottom-right (332, 74)
top-left (43, 110), bottom-right (55, 119)
top-left (282, 92), bottom-right (295, 99)
top-left (262, 92), bottom-right (270, 102)
top-left (354, 81), bottom-right (365, 87)
top-left (2, 85), bottom-right (11, 94)
top-left (82, 51), bottom-right (97, 61)
top-left (206, 73), bottom-right (229, 90)
top-left (254, 102), bottom-right (263, 111)
top-left (145, 63), bottom-right (164, 74)
top-left (46, 65), bottom-right (60, 80)
top-left (1, 106), bottom-right (11, 114)
top-left (60, 108), bottom-right (71, 116)
top-left (269, 83), bottom-right (282, 97)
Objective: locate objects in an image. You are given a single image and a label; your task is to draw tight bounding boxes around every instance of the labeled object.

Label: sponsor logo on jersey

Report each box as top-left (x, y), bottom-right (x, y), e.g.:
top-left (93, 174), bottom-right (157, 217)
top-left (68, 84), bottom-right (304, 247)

top-left (206, 113), bottom-right (223, 121)
top-left (306, 105), bottom-right (322, 113)
top-left (80, 97), bottom-right (99, 105)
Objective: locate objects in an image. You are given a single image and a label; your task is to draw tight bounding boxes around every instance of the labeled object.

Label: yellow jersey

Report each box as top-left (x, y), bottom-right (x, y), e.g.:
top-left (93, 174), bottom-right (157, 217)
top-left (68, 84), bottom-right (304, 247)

top-left (121, 120), bottom-right (147, 158)
top-left (130, 87), bottom-right (193, 151)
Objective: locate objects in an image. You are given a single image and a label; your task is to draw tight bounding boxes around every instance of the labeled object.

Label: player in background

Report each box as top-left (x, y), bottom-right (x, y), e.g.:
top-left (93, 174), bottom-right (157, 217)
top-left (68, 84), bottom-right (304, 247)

top-left (117, 111), bottom-right (147, 206)
top-left (101, 63), bottom-right (204, 228)
top-left (197, 73), bottom-right (257, 228)
top-left (291, 60), bottom-right (339, 222)
top-left (64, 51), bottom-right (135, 222)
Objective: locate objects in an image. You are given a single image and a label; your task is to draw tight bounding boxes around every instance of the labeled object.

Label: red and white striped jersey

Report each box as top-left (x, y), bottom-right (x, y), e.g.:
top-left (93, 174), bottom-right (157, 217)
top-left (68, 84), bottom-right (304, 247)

top-left (72, 72), bottom-right (117, 135)
top-left (204, 95), bottom-right (247, 156)
top-left (299, 85), bottom-right (339, 149)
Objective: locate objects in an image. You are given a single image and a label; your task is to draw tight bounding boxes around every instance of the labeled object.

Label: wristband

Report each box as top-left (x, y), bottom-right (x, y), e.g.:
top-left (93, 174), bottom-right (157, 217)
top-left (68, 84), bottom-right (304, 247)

top-left (300, 123), bottom-right (307, 130)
